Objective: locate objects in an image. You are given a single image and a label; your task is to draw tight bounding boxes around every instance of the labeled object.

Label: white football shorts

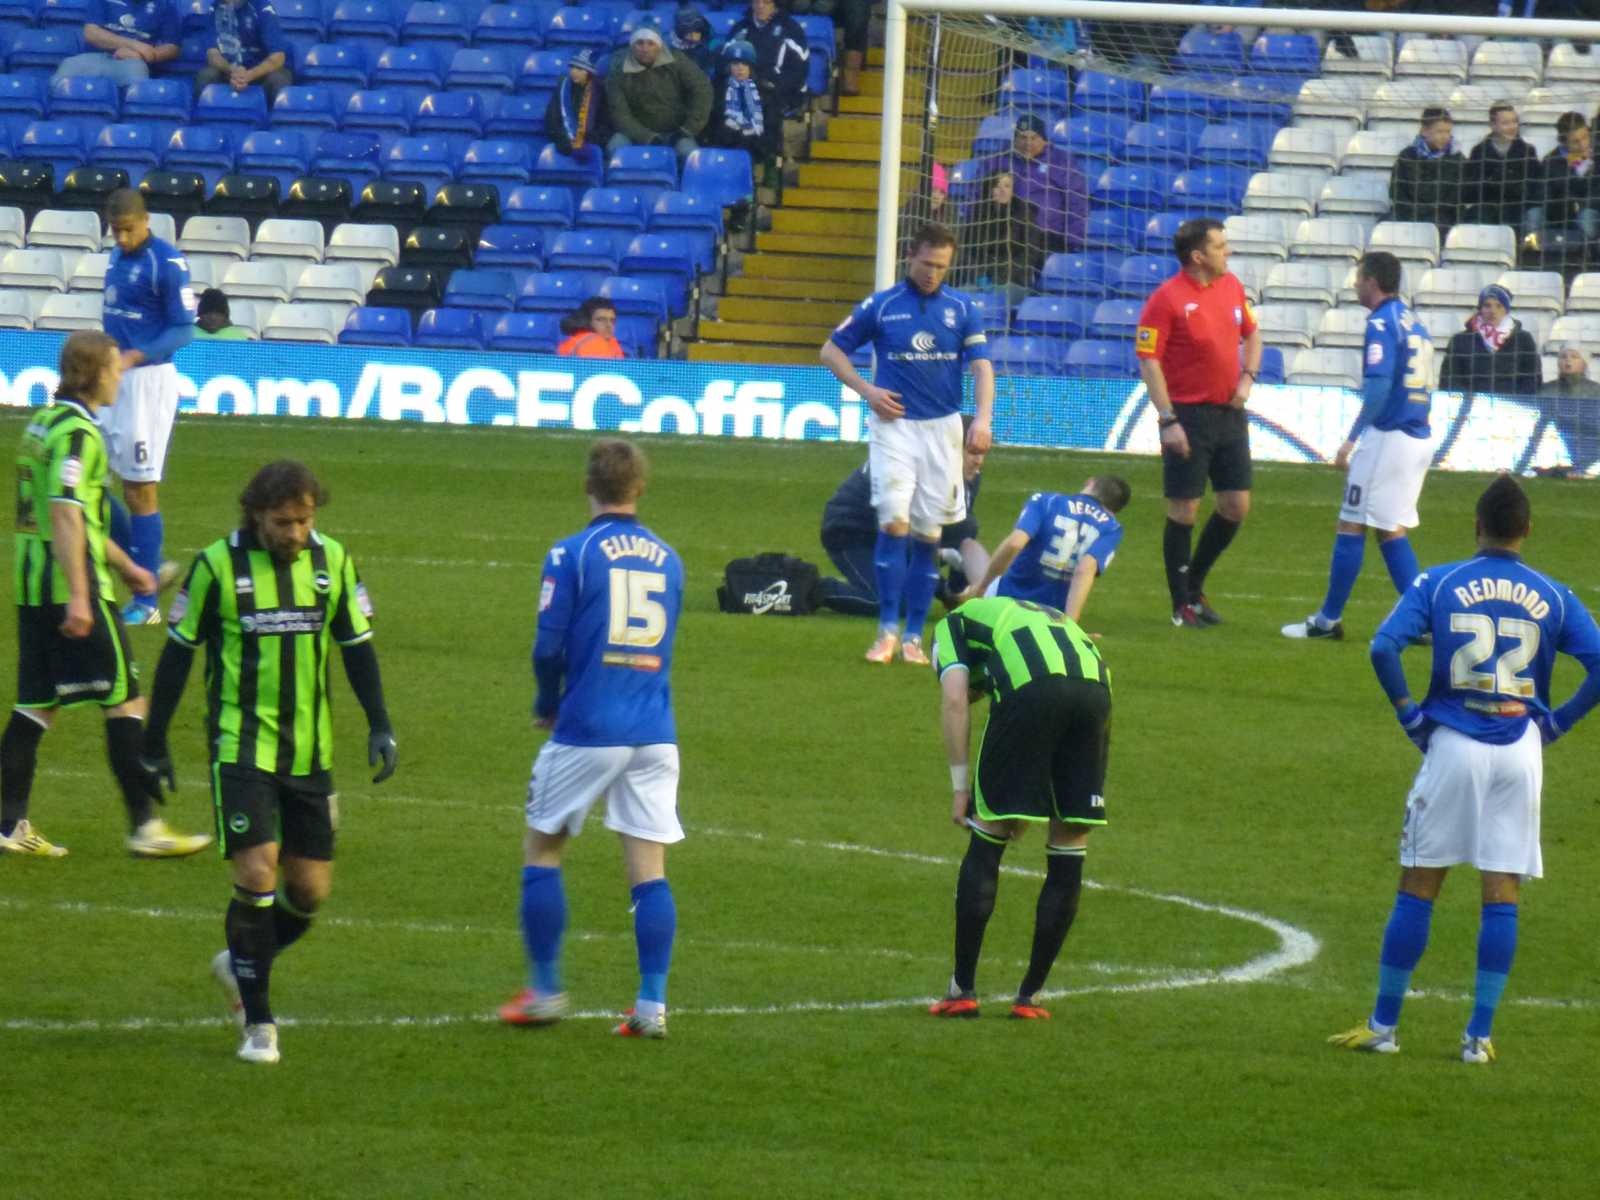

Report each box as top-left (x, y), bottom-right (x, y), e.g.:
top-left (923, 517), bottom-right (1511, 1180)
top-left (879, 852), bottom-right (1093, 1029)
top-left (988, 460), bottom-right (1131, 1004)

top-left (869, 411), bottom-right (965, 539)
top-left (1399, 723), bottom-right (1543, 878)
top-left (525, 741), bottom-right (683, 844)
top-left (99, 362), bottom-right (179, 483)
top-left (1338, 427), bottom-right (1433, 532)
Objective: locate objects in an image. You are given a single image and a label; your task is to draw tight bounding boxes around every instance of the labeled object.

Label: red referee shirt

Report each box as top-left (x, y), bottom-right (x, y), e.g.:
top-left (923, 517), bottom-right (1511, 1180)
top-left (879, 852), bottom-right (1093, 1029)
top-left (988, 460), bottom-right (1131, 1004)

top-left (1134, 270), bottom-right (1257, 407)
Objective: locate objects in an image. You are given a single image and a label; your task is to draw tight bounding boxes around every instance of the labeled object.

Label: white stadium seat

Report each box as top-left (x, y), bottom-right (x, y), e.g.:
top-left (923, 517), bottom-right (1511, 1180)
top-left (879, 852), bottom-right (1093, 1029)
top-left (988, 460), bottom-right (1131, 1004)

top-left (1244, 170), bottom-right (1325, 218)
top-left (0, 290), bottom-right (36, 330)
top-left (179, 216), bottom-right (251, 261)
top-left (1339, 262), bottom-right (1413, 306)
top-left (1416, 308), bottom-right (1467, 348)
top-left (1315, 306), bottom-right (1372, 349)
top-left (1395, 38), bottom-right (1469, 82)
top-left (1563, 273), bottom-right (1600, 312)
top-left (101, 212), bottom-right (176, 250)
top-left (221, 260), bottom-right (292, 303)
top-left (1322, 35), bottom-right (1393, 78)
top-left (1318, 174), bottom-right (1391, 218)
top-left (1468, 41), bottom-right (1542, 88)
top-left (1224, 213), bottom-right (1293, 259)
top-left (1369, 221), bottom-right (1441, 266)
top-left (1445, 84), bottom-right (1515, 125)
top-left (27, 209), bottom-right (101, 254)
top-left (1289, 217), bottom-right (1368, 262)
top-left (1495, 270), bottom-right (1566, 314)
top-left (1270, 127), bottom-right (1342, 172)
top-left (1543, 43), bottom-right (1600, 86)
top-left (0, 206), bottom-right (25, 251)
top-left (0, 248), bottom-right (69, 292)
top-left (252, 218), bottom-right (326, 263)
top-left (261, 301), bottom-right (351, 344)
top-left (1294, 77), bottom-right (1379, 124)
top-left (223, 298), bottom-right (269, 336)
top-left (1368, 80), bottom-right (1451, 122)
top-left (1226, 255), bottom-right (1275, 304)
top-left (325, 223), bottom-right (401, 267)
top-left (1547, 314), bottom-right (1600, 352)
top-left (1263, 261), bottom-right (1340, 306)
top-left (292, 263), bottom-right (367, 305)
top-left (32, 292), bottom-right (105, 331)
top-left (1252, 303), bottom-right (1323, 351)
top-left (1291, 347), bottom-right (1364, 389)
top-left (1415, 266), bottom-right (1498, 310)
top-left (1341, 130), bottom-right (1413, 173)
top-left (1443, 224), bottom-right (1517, 269)
top-left (66, 251), bottom-right (109, 292)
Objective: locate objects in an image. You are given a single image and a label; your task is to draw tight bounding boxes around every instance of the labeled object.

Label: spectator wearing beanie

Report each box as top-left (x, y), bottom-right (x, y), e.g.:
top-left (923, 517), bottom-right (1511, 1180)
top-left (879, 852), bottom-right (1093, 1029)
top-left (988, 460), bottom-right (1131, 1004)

top-left (545, 48), bottom-right (611, 164)
top-left (1441, 284), bottom-right (1542, 397)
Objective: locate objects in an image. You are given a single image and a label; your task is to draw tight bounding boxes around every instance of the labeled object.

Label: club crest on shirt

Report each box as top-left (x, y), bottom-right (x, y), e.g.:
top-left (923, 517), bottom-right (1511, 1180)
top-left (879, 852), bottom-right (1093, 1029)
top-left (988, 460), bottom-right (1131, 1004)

top-left (1233, 306), bottom-right (1243, 324)
top-left (313, 570), bottom-right (332, 593)
top-left (1183, 302), bottom-right (1199, 317)
top-left (942, 308), bottom-right (956, 328)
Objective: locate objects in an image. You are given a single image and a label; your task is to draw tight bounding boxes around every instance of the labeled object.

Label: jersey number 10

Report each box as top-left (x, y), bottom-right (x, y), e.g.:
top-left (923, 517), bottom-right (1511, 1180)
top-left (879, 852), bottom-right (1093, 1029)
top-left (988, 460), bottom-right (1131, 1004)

top-left (608, 568), bottom-right (668, 648)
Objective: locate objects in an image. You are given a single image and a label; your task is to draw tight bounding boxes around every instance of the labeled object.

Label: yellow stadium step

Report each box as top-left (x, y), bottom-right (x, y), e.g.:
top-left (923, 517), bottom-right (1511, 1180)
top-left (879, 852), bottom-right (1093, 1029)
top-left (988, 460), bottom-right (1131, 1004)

top-left (797, 161), bottom-right (880, 191)
top-left (812, 138), bottom-right (915, 164)
top-left (696, 319), bottom-right (838, 346)
top-left (687, 342), bottom-right (823, 366)
top-left (725, 276), bottom-right (867, 302)
top-left (715, 296), bottom-right (855, 325)
top-left (780, 186), bottom-right (880, 211)
top-left (827, 115), bottom-right (905, 144)
top-left (769, 208), bottom-right (876, 238)
top-left (754, 232), bottom-right (877, 257)
top-left (837, 94), bottom-right (882, 116)
top-left (743, 252), bottom-right (874, 283)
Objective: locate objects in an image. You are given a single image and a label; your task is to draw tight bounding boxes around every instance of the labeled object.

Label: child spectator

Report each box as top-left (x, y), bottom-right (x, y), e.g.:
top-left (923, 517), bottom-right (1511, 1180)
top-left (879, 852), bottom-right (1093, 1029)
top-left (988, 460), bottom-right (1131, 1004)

top-left (1533, 112), bottom-right (1600, 242)
top-left (727, 0), bottom-right (811, 120)
top-left (1440, 284), bottom-right (1542, 397)
top-left (670, 6), bottom-right (719, 76)
top-left (1389, 106), bottom-right (1463, 231)
top-left (707, 39), bottom-right (781, 183)
top-left (952, 171), bottom-right (1049, 303)
top-left (545, 49), bottom-right (611, 166)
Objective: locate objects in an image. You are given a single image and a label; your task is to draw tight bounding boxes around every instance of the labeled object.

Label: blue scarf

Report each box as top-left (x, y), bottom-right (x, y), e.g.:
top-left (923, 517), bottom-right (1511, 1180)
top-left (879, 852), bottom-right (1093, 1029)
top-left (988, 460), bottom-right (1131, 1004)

top-left (721, 76), bottom-right (764, 137)
top-left (558, 77), bottom-right (594, 147)
top-left (1410, 134), bottom-right (1457, 160)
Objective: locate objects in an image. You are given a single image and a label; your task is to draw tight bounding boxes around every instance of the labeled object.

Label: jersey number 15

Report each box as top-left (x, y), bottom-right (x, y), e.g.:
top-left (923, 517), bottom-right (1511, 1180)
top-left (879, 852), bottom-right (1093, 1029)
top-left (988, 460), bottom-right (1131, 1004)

top-left (608, 568), bottom-right (668, 648)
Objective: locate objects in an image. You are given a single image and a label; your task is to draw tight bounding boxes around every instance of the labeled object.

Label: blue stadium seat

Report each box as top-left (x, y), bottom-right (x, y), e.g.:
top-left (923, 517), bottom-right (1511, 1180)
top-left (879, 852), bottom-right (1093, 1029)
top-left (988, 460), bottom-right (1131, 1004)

top-left (616, 8), bottom-right (664, 46)
top-left (529, 141), bottom-right (602, 190)
top-left (1000, 66), bottom-right (1069, 111)
top-left (584, 0), bottom-right (633, 34)
top-left (45, 74), bottom-right (118, 122)
top-left (483, 93), bottom-right (545, 138)
top-left (1072, 72), bottom-right (1144, 119)
top-left (180, 0), bottom-right (215, 37)
top-left (971, 114), bottom-right (1018, 158)
top-left (328, 0), bottom-right (400, 48)
top-left (302, 43), bottom-right (372, 86)
top-left (1141, 211), bottom-right (1184, 254)
top-left (0, 0), bottom-right (40, 25)
top-left (576, 185), bottom-right (647, 232)
top-left (1062, 338), bottom-right (1138, 379)
top-left (196, 84), bottom-right (270, 131)
top-left (1113, 254), bottom-right (1168, 298)
top-left (546, 228), bottom-right (621, 271)
top-left (597, 274), bottom-right (666, 322)
top-left (123, 79), bottom-right (191, 124)
top-left (704, 10), bottom-right (735, 39)
top-left (503, 183), bottom-right (574, 228)
top-left (1120, 118), bottom-right (1205, 168)
top-left (1176, 29), bottom-right (1244, 74)
top-left (1011, 296), bottom-right (1091, 339)
top-left (1052, 113), bottom-right (1129, 161)
top-left (1215, 78), bottom-right (1291, 124)
top-left (619, 231), bottom-right (694, 317)
top-left (17, 119), bottom-right (88, 181)
top-left (1250, 33), bottom-right (1319, 77)
top-left (383, 135), bottom-right (462, 192)
top-left (615, 313), bottom-right (657, 357)
top-left (486, 310), bottom-right (563, 352)
top-left (343, 89), bottom-right (412, 133)
top-left (372, 44), bottom-right (446, 88)
top-left (1170, 165), bottom-right (1251, 216)
top-left (448, 46), bottom-right (516, 91)
top-left (460, 138), bottom-right (531, 185)
top-left (1088, 298), bottom-right (1142, 339)
top-left (173, 31), bottom-right (212, 74)
top-left (415, 92), bottom-right (485, 136)
top-left (443, 266), bottom-right (519, 310)
top-left (944, 158), bottom-right (983, 206)
top-left (516, 48), bottom-right (568, 92)
top-left (275, 0), bottom-right (326, 38)
top-left (37, 0), bottom-right (93, 27)
top-left (312, 129), bottom-right (384, 193)
top-left (1084, 207), bottom-right (1153, 251)
top-left (796, 13), bottom-right (834, 62)
top-left (91, 123), bottom-right (163, 178)
top-left (0, 77), bottom-right (47, 120)
top-left (1196, 123), bottom-right (1271, 169)
top-left (402, 1), bottom-right (470, 45)
top-left (414, 306), bottom-right (485, 348)
top-left (1092, 165), bottom-right (1171, 210)
top-left (516, 269), bottom-right (602, 312)
top-left (605, 145), bottom-right (676, 189)
top-left (341, 305), bottom-right (414, 346)
top-left (1146, 83), bottom-right (1220, 122)
top-left (1256, 345), bottom-right (1285, 384)
top-left (272, 86), bottom-right (342, 132)
top-left (647, 191), bottom-right (718, 271)
top-left (475, 222), bottom-right (543, 269)
top-left (165, 126), bottom-right (239, 185)
top-left (543, 5), bottom-right (609, 50)
top-left (988, 334), bottom-right (1068, 375)
top-left (6, 28), bottom-right (82, 75)
top-left (236, 128), bottom-right (313, 193)
top-left (967, 290), bottom-right (1010, 333)
top-left (475, 3), bottom-right (549, 46)
top-left (681, 148), bottom-right (751, 209)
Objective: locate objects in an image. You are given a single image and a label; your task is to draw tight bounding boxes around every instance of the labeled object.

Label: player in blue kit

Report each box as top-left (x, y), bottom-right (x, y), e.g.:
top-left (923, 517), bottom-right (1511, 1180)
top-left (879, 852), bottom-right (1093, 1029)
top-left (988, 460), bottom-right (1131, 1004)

top-left (500, 440), bottom-right (686, 1039)
top-left (1330, 477), bottom-right (1600, 1063)
top-left (820, 223), bottom-right (995, 667)
top-left (101, 189), bottom-right (197, 626)
top-left (1284, 252), bottom-right (1434, 641)
top-left (958, 476), bottom-right (1130, 622)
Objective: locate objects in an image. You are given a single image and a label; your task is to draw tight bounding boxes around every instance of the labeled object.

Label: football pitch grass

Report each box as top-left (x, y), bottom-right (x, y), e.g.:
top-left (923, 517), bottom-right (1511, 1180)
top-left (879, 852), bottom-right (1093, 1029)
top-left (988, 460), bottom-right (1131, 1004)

top-left (2, 413), bottom-right (1597, 1199)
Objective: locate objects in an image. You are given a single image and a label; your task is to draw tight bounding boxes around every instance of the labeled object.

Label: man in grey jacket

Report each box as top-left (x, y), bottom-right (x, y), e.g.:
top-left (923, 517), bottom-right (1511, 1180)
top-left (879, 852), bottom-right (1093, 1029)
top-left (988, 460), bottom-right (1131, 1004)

top-left (606, 26), bottom-right (713, 162)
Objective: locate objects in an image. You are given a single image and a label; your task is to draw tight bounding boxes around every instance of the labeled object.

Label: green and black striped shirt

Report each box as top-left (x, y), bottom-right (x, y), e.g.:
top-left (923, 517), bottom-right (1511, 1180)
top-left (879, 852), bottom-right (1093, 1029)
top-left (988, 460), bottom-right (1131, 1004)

top-left (13, 398), bottom-right (112, 607)
top-left (932, 596), bottom-right (1110, 702)
top-left (169, 527), bottom-right (374, 776)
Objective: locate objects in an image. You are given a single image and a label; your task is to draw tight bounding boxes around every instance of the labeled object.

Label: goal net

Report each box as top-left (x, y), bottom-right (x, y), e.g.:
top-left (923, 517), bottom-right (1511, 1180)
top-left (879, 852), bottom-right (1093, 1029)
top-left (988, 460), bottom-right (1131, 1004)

top-left (881, 1), bottom-right (1600, 474)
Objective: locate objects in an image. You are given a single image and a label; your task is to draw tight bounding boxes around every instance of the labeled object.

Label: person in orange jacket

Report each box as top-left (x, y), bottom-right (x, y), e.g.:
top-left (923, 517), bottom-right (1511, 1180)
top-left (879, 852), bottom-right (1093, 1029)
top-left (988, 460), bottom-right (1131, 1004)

top-left (557, 298), bottom-right (626, 358)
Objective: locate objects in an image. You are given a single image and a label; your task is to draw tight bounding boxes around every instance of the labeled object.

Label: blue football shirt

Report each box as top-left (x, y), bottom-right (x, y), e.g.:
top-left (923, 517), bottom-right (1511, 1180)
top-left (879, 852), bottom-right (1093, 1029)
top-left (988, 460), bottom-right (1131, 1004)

top-left (1374, 549), bottom-right (1600, 745)
top-left (214, 0), bottom-right (287, 69)
top-left (996, 491), bottom-right (1123, 610)
top-left (90, 0), bottom-right (181, 45)
top-left (827, 281), bottom-right (989, 420)
top-left (535, 513), bottom-right (684, 747)
top-left (103, 236), bottom-right (197, 364)
top-left (1362, 296), bottom-right (1434, 438)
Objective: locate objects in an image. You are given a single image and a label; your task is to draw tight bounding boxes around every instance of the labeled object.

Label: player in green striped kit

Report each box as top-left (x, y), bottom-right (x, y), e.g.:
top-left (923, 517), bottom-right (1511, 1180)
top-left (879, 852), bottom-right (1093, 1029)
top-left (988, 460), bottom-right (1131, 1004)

top-left (928, 596), bottom-right (1112, 1020)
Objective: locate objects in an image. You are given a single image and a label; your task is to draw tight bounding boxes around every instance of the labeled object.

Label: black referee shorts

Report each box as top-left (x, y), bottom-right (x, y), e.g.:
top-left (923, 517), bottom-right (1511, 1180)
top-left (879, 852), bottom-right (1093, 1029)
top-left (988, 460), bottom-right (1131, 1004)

top-left (973, 676), bottom-right (1110, 827)
top-left (14, 596), bottom-right (138, 710)
top-left (1163, 403), bottom-right (1253, 500)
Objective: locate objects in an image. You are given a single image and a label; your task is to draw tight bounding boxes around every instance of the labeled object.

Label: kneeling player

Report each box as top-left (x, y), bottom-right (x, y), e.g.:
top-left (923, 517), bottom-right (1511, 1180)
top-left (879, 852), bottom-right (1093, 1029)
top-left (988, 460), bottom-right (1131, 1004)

top-left (928, 596), bottom-right (1111, 1019)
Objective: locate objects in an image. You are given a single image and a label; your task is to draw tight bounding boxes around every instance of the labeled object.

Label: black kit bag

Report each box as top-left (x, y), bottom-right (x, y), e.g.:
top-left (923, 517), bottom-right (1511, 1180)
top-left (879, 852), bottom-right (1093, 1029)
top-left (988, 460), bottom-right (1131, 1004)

top-left (717, 554), bottom-right (822, 616)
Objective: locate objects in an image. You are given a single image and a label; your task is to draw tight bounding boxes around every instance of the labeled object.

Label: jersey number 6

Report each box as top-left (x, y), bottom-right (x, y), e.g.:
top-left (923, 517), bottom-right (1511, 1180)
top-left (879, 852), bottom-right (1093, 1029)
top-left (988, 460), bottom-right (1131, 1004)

top-left (608, 568), bottom-right (668, 648)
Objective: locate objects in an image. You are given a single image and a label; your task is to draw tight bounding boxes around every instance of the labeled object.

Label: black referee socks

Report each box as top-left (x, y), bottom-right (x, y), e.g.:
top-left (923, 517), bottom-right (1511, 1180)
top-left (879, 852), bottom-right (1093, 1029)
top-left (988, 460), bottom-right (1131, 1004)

top-left (1163, 518), bottom-right (1194, 611)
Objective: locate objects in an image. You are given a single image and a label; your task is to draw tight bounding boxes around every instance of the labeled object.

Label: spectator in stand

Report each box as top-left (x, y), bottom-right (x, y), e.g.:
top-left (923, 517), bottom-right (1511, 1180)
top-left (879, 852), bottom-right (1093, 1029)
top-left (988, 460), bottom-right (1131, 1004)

top-left (557, 298), bottom-right (625, 358)
top-left (191, 289), bottom-right (252, 340)
top-left (192, 0), bottom-right (292, 102)
top-left (952, 171), bottom-right (1049, 304)
top-left (728, 0), bottom-right (811, 121)
top-left (706, 40), bottom-right (782, 182)
top-left (56, 0), bottom-right (181, 85)
top-left (1462, 101), bottom-right (1544, 234)
top-left (545, 49), bottom-right (611, 167)
top-left (1440, 284), bottom-right (1542, 397)
top-left (828, 0), bottom-right (873, 97)
top-left (670, 5), bottom-right (719, 77)
top-left (979, 113), bottom-right (1089, 252)
top-left (606, 25), bottom-right (712, 162)
top-left (896, 161), bottom-right (949, 259)
top-left (1532, 112), bottom-right (1600, 243)
top-left (1533, 344), bottom-right (1600, 477)
top-left (1389, 106), bottom-right (1464, 231)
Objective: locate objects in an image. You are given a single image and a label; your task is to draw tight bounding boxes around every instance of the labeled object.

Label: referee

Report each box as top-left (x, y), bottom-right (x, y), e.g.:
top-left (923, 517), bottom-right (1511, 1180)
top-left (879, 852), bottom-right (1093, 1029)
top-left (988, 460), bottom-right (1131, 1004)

top-left (143, 460), bottom-right (398, 1064)
top-left (1135, 217), bottom-right (1262, 629)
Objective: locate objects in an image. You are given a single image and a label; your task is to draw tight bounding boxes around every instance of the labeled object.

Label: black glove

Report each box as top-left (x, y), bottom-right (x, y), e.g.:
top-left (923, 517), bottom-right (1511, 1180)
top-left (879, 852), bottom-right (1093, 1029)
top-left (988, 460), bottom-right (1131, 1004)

top-left (140, 739), bottom-right (177, 795)
top-left (368, 727), bottom-right (398, 784)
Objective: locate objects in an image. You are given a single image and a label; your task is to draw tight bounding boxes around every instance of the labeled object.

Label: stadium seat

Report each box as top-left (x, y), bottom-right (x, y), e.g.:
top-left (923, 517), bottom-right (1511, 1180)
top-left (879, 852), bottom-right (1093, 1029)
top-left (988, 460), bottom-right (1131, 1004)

top-left (33, 290), bottom-right (102, 330)
top-left (528, 141), bottom-right (603, 190)
top-left (271, 87), bottom-right (341, 133)
top-left (0, 206), bottom-right (24, 250)
top-left (516, 269), bottom-right (596, 313)
top-left (401, 223), bottom-right (474, 269)
top-left (1093, 166), bottom-right (1172, 211)
top-left (1253, 303), bottom-right (1320, 351)
top-left (1546, 314), bottom-right (1600, 353)
top-left (1170, 165), bottom-right (1250, 216)
top-left (448, 47), bottom-right (516, 91)
top-left (1414, 266), bottom-right (1496, 310)
top-left (0, 290), bottom-right (37, 331)
top-left (1322, 35), bottom-right (1392, 78)
top-left (1072, 72), bottom-right (1145, 119)
top-left (274, 0), bottom-right (325, 37)
top-left (681, 148), bottom-right (753, 209)
top-left (414, 305), bottom-right (484, 348)
top-left (364, 263), bottom-right (439, 313)
top-left (1084, 207), bottom-right (1153, 251)
top-left (1293, 77), bottom-right (1374, 126)
top-left (310, 130), bottom-right (384, 196)
top-left (372, 44), bottom-right (446, 89)
top-left (1010, 295), bottom-right (1090, 339)
top-left (165, 126), bottom-right (240, 190)
top-left (1111, 254), bottom-right (1167, 299)
top-left (618, 232), bottom-right (694, 316)
top-left (236, 129), bottom-right (313, 194)
top-left (999, 66), bottom-right (1070, 111)
top-left (542, 6), bottom-right (609, 51)
top-left (1145, 83), bottom-right (1218, 123)
top-left (91, 125), bottom-right (162, 179)
top-left (1255, 345), bottom-right (1286, 384)
top-left (293, 262), bottom-right (371, 304)
top-left (343, 90), bottom-right (414, 135)
top-left (576, 186), bottom-right (648, 232)
top-left (222, 298), bottom-right (272, 335)
top-left (1314, 305), bottom-right (1372, 350)
top-left (1289, 217), bottom-right (1367, 263)
top-left (1038, 250), bottom-right (1122, 296)
top-left (1061, 338), bottom-right (1137, 378)
top-left (56, 165), bottom-right (125, 213)
top-left (1290, 347), bottom-right (1363, 390)
top-left (474, 3), bottom-right (547, 46)
top-left (252, 217), bottom-right (326, 262)
top-left (971, 114), bottom-right (1020, 158)
top-left (1224, 213), bottom-right (1292, 259)
top-left (516, 48), bottom-right (569, 93)
top-left (1394, 37), bottom-right (1468, 82)
top-left (1342, 130), bottom-right (1412, 173)
top-left (1177, 28), bottom-right (1244, 74)
top-left (483, 93), bottom-right (546, 139)
top-left (1198, 123), bottom-right (1272, 170)
top-left (415, 92), bottom-right (486, 137)
top-left (222, 259), bottom-right (293, 302)
top-left (596, 274), bottom-right (665, 324)
top-left (383, 136), bottom-right (461, 193)
top-left (327, 220), bottom-right (401, 267)
top-left (504, 183), bottom-right (575, 229)
top-left (281, 174), bottom-right (354, 230)
top-left (475, 222), bottom-right (543, 270)
top-left (606, 145), bottom-right (677, 190)
top-left (46, 75), bottom-right (118, 122)
top-left (545, 228), bottom-right (620, 272)
top-left (1496, 270), bottom-right (1566, 315)
top-left (1121, 118), bottom-right (1205, 168)
top-left (1443, 224), bottom-right (1517, 269)
top-left (27, 208), bottom-right (98, 253)
top-left (340, 304), bottom-right (413, 346)
top-left (1250, 33), bottom-right (1319, 78)
top-left (1317, 174), bottom-right (1390, 219)
top-left (0, 247), bottom-right (68, 291)
top-left (401, 1), bottom-right (470, 46)
top-left (6, 28), bottom-right (83, 75)
top-left (987, 334), bottom-right (1068, 375)
top-left (1563, 272), bottom-right (1600, 313)
top-left (1368, 221), bottom-right (1441, 267)
top-left (0, 78), bottom-right (49, 122)
top-left (1052, 112), bottom-right (1130, 162)
top-left (207, 172), bottom-right (281, 227)
top-left (614, 313), bottom-right (659, 357)
top-left (459, 138), bottom-right (531, 186)
top-left (1544, 42), bottom-right (1600, 86)
top-left (426, 180), bottom-right (500, 229)
top-left (303, 43), bottom-right (373, 86)
top-left (1243, 170), bottom-right (1323, 218)
top-left (1087, 298), bottom-right (1141, 340)
top-left (1263, 261), bottom-right (1339, 306)
top-left (328, 0), bottom-right (400, 48)
top-left (485, 310), bottom-right (562, 353)
top-left (262, 300), bottom-right (349, 343)
top-left (195, 84), bottom-right (270, 133)
top-left (645, 192), bottom-right (717, 271)
top-left (139, 169), bottom-right (208, 224)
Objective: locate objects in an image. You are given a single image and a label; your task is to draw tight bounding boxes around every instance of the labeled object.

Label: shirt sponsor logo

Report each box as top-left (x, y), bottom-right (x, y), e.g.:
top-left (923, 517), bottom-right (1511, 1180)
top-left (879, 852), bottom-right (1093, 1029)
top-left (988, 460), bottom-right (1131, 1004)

top-left (239, 607), bottom-right (326, 636)
top-left (235, 577), bottom-right (253, 594)
top-left (601, 650), bottom-right (662, 671)
top-left (911, 331), bottom-right (938, 353)
top-left (1465, 698), bottom-right (1528, 717)
top-left (882, 312), bottom-right (912, 322)
top-left (57, 679), bottom-right (110, 696)
top-left (743, 580), bottom-right (793, 614)
top-left (60, 456), bottom-right (82, 488)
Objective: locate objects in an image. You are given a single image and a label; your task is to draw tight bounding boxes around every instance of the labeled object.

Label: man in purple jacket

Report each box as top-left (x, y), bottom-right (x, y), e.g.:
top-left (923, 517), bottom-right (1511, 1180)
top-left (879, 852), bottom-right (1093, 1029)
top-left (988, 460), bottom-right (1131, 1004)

top-left (979, 113), bottom-right (1089, 251)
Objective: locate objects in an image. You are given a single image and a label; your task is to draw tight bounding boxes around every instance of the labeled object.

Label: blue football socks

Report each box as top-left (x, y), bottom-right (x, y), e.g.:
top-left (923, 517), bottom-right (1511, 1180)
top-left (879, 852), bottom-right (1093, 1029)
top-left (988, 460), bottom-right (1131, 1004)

top-left (1318, 531), bottom-right (1365, 625)
top-left (128, 511), bottom-right (163, 603)
top-left (873, 530), bottom-right (909, 632)
top-left (519, 865), bottom-right (566, 995)
top-left (1372, 891), bottom-right (1433, 1029)
top-left (1379, 535), bottom-right (1422, 596)
top-left (902, 540), bottom-right (939, 643)
top-left (631, 878), bottom-right (675, 1011)
top-left (1468, 903), bottom-right (1518, 1039)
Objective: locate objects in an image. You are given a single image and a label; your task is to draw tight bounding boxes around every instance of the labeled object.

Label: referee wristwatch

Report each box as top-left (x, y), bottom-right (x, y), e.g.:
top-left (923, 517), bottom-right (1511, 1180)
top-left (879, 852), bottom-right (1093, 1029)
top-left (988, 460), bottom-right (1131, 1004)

top-left (1157, 413), bottom-right (1181, 429)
